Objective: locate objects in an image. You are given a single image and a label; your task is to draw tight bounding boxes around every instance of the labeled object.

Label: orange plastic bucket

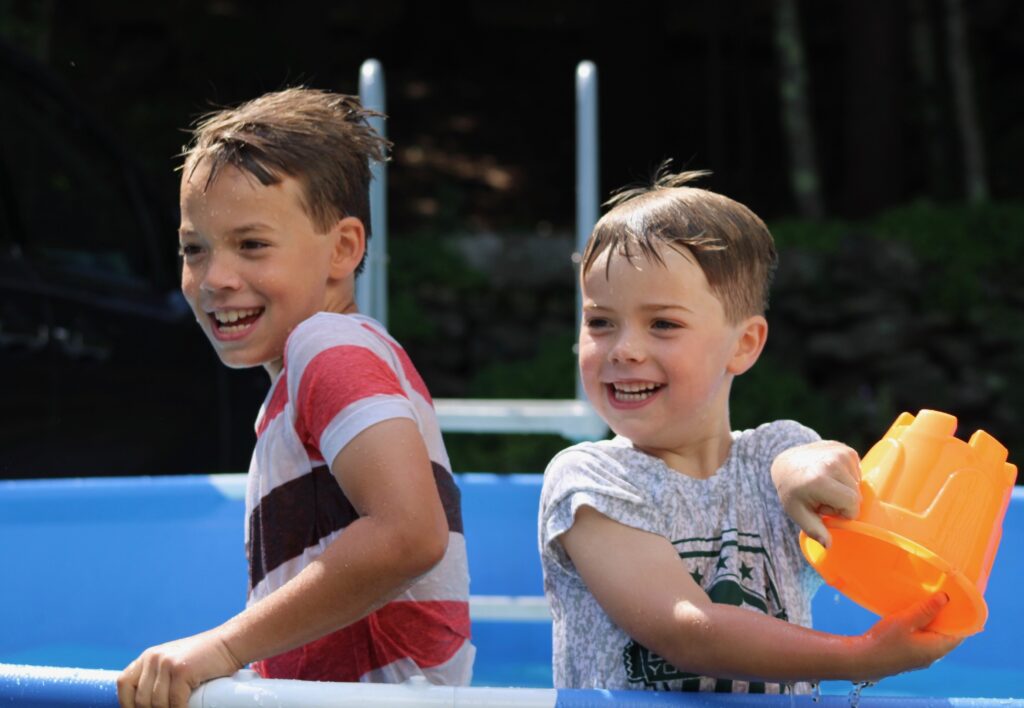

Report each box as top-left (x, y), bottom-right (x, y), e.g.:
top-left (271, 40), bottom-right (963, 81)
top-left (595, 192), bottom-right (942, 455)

top-left (800, 409), bottom-right (1017, 636)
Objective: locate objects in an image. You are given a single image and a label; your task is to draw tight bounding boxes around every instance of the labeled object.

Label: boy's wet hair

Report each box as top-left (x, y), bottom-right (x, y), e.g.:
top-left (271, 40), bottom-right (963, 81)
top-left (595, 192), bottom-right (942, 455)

top-left (581, 165), bottom-right (778, 322)
top-left (181, 87), bottom-right (392, 274)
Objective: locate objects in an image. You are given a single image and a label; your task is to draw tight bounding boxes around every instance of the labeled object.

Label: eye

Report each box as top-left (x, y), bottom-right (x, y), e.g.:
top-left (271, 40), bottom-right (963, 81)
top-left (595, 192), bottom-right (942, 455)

top-left (651, 319), bottom-right (682, 331)
top-left (584, 316), bottom-right (612, 331)
top-left (178, 243), bottom-right (203, 258)
top-left (240, 239), bottom-right (269, 251)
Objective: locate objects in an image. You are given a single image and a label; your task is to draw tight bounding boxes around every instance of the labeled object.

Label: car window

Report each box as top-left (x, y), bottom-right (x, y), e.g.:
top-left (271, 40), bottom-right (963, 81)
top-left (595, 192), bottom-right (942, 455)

top-left (0, 67), bottom-right (155, 288)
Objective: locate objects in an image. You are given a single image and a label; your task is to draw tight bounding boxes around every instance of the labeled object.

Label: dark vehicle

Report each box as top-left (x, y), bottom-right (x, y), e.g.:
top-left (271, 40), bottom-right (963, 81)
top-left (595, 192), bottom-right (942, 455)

top-left (0, 43), bottom-right (264, 478)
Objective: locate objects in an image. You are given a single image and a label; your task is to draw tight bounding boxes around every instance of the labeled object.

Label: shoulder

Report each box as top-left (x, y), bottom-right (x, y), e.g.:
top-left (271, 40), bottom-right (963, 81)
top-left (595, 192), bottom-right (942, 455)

top-left (732, 419), bottom-right (821, 463)
top-left (287, 312), bottom-right (381, 353)
top-left (542, 438), bottom-right (643, 498)
top-left (284, 313), bottom-right (394, 372)
top-left (540, 437), bottom-right (663, 528)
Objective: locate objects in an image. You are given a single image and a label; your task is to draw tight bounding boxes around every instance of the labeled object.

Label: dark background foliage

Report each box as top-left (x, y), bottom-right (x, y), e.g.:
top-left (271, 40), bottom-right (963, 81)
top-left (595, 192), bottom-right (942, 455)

top-left (1, 0), bottom-right (1021, 479)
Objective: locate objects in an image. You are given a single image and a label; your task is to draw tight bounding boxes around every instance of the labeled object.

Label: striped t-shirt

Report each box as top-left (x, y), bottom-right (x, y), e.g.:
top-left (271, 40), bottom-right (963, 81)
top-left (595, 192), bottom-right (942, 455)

top-left (245, 312), bottom-right (473, 684)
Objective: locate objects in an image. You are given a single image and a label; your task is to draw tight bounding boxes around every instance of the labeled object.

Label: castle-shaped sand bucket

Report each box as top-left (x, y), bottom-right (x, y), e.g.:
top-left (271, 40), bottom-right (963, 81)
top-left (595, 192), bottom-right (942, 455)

top-left (799, 409), bottom-right (1017, 636)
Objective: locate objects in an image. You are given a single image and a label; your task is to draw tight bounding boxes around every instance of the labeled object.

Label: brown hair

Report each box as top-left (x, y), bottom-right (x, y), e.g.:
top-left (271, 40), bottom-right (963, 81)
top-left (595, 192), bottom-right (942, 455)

top-left (181, 87), bottom-right (391, 274)
top-left (581, 167), bottom-right (778, 322)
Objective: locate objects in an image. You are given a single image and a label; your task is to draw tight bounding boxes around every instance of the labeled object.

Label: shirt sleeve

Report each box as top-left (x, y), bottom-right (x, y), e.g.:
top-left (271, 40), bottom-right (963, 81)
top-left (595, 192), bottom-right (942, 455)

top-left (288, 319), bottom-right (418, 468)
top-left (756, 420), bottom-right (826, 594)
top-left (539, 443), bottom-right (662, 575)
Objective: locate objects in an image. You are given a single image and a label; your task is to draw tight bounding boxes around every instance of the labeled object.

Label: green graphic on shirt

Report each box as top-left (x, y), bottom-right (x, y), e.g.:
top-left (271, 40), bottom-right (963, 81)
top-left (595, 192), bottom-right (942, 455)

top-left (622, 528), bottom-right (786, 692)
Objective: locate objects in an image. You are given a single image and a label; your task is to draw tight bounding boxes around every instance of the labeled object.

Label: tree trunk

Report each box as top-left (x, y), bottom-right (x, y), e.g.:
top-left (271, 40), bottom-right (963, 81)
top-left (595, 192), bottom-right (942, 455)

top-left (774, 0), bottom-right (825, 219)
top-left (943, 0), bottom-right (989, 204)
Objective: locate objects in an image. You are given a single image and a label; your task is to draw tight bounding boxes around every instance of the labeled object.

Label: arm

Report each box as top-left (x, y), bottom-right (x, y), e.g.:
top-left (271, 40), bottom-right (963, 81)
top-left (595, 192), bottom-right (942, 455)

top-left (118, 417), bottom-right (448, 708)
top-left (771, 440), bottom-right (862, 548)
top-left (560, 505), bottom-right (960, 684)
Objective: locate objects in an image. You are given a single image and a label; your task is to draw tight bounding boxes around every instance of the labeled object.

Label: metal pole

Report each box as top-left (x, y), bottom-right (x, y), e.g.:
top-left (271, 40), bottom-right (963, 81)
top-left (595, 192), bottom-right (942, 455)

top-left (575, 61), bottom-right (599, 403)
top-left (358, 59), bottom-right (389, 327)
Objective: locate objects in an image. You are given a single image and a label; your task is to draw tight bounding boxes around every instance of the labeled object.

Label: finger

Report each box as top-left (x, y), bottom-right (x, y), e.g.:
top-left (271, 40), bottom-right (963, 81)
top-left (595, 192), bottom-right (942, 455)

top-left (151, 660), bottom-right (171, 708)
top-left (905, 592), bottom-right (950, 630)
top-left (168, 674), bottom-right (195, 708)
top-left (818, 478), bottom-right (861, 519)
top-left (136, 658), bottom-right (157, 708)
top-left (116, 664), bottom-right (139, 708)
top-left (824, 451), bottom-right (862, 488)
top-left (839, 445), bottom-right (862, 483)
top-left (793, 506), bottom-right (832, 549)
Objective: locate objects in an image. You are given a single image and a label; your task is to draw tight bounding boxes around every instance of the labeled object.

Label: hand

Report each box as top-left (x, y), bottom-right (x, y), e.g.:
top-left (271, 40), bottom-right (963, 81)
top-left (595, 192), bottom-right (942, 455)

top-left (771, 440), bottom-right (861, 548)
top-left (854, 593), bottom-right (963, 681)
top-left (117, 630), bottom-right (243, 708)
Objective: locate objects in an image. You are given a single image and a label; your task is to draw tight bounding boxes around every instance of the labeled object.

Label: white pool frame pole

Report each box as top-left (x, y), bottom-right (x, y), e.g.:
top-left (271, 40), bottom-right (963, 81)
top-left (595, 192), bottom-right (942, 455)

top-left (575, 60), bottom-right (599, 403)
top-left (358, 58), bottom-right (389, 328)
top-left (3, 664), bottom-right (1016, 708)
top-left (355, 59), bottom-right (607, 441)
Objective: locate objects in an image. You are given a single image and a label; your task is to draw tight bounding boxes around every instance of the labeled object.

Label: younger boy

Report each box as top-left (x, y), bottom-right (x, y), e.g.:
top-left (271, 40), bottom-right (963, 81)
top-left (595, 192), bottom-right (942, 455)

top-left (539, 169), bottom-right (959, 693)
top-left (118, 88), bottom-right (472, 708)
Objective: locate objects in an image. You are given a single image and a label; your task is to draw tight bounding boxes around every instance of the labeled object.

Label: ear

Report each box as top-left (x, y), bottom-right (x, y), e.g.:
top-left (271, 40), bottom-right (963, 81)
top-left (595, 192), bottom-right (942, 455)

top-left (327, 216), bottom-right (366, 280)
top-left (726, 315), bottom-right (768, 376)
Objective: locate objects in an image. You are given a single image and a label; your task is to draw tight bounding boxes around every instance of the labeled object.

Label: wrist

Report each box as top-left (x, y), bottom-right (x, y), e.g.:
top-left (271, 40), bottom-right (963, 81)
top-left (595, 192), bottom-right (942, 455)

top-left (214, 619), bottom-right (254, 670)
top-left (837, 634), bottom-right (873, 682)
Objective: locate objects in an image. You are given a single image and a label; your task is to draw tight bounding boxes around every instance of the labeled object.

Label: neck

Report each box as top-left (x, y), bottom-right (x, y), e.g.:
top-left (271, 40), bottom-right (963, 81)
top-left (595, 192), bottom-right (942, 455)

top-left (637, 427), bottom-right (733, 479)
top-left (635, 397), bottom-right (735, 479)
top-left (323, 281), bottom-right (359, 316)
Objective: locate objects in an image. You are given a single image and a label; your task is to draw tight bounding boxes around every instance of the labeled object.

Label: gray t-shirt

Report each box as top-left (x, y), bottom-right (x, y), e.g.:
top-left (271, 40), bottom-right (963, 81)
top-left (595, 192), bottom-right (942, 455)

top-left (539, 420), bottom-right (823, 693)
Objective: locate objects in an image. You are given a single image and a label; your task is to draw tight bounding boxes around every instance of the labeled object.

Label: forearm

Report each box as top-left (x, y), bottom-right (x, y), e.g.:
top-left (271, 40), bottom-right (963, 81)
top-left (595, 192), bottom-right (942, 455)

top-left (652, 601), bottom-right (865, 683)
top-left (215, 514), bottom-right (445, 666)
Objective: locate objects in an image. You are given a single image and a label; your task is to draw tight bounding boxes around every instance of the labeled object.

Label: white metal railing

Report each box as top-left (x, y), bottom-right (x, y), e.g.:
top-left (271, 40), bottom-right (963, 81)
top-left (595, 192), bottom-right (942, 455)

top-left (357, 59), bottom-right (389, 327)
top-left (359, 60), bottom-right (606, 442)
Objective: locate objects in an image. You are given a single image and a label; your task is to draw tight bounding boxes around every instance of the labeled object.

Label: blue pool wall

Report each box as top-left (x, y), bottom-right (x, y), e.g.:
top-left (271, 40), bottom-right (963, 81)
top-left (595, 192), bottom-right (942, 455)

top-left (0, 474), bottom-right (1021, 699)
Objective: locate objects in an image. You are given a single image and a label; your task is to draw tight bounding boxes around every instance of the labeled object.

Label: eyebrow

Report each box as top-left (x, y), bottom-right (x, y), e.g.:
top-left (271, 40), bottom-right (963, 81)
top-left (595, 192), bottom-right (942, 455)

top-left (583, 303), bottom-right (693, 314)
top-left (640, 303), bottom-right (693, 313)
top-left (227, 222), bottom-right (273, 235)
top-left (177, 222), bottom-right (272, 238)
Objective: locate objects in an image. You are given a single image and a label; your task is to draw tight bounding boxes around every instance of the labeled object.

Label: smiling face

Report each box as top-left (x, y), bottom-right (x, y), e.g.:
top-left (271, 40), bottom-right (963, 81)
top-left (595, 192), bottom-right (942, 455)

top-left (179, 162), bottom-right (361, 376)
top-left (579, 243), bottom-right (766, 470)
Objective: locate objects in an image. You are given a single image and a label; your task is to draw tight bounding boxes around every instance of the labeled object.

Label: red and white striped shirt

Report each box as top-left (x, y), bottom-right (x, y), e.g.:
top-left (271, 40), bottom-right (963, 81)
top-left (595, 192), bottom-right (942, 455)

top-left (245, 312), bottom-right (473, 684)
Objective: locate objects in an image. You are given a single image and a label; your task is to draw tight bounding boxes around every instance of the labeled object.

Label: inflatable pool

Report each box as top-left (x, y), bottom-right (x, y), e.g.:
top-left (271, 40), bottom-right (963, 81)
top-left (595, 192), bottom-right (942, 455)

top-left (1, 473), bottom-right (1021, 706)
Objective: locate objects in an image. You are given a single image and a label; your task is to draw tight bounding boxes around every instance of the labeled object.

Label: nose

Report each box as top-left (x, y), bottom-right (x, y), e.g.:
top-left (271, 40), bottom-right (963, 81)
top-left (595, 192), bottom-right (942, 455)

top-left (609, 328), bottom-right (644, 364)
top-left (197, 250), bottom-right (241, 293)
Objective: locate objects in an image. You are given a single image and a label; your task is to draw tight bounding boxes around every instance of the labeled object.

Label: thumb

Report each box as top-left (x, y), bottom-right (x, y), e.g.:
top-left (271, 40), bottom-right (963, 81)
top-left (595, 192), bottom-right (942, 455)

top-left (793, 507), bottom-right (832, 549)
top-left (901, 592), bottom-right (950, 630)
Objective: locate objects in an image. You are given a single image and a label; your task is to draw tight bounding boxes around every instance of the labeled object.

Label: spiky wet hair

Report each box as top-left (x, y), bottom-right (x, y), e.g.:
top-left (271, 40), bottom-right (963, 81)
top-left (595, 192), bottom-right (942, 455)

top-left (181, 87), bottom-right (392, 274)
top-left (581, 164), bottom-right (778, 322)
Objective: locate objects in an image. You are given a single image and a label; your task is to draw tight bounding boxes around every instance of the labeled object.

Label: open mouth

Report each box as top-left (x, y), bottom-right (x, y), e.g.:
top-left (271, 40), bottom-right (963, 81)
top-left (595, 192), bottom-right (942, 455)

top-left (608, 382), bottom-right (665, 403)
top-left (210, 307), bottom-right (264, 334)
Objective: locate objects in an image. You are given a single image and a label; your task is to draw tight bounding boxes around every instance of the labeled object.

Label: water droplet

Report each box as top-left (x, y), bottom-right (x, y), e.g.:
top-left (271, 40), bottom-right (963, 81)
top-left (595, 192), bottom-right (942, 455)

top-left (848, 680), bottom-right (876, 708)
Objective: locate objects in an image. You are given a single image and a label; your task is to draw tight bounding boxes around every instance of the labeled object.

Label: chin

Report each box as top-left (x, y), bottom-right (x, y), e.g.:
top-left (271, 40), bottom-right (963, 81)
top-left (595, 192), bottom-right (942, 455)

top-left (212, 348), bottom-right (268, 370)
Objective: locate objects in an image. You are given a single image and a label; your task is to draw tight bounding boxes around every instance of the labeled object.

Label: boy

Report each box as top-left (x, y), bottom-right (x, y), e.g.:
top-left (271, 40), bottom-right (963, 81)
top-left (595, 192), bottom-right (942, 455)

top-left (118, 88), bottom-right (473, 708)
top-left (538, 169), bottom-right (960, 693)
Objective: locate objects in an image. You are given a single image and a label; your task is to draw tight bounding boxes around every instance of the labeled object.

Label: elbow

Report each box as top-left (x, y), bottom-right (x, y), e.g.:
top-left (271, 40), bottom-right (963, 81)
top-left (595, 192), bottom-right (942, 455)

top-left (641, 602), bottom-right (716, 673)
top-left (395, 516), bottom-right (449, 578)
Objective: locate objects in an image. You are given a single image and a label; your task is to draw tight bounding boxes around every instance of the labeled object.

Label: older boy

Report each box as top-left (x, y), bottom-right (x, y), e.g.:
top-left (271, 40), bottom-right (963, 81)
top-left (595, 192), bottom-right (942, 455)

top-left (539, 169), bottom-right (959, 693)
top-left (118, 89), bottom-right (472, 708)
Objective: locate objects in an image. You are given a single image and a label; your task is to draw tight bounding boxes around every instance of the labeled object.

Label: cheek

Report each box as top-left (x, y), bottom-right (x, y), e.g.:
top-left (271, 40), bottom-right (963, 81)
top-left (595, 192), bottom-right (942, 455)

top-left (578, 342), bottom-right (605, 390)
top-left (180, 268), bottom-right (199, 299)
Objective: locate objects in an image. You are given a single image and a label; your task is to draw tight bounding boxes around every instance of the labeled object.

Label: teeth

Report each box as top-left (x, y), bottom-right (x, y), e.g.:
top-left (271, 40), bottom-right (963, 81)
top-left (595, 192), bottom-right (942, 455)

top-left (611, 382), bottom-right (663, 402)
top-left (614, 382), bottom-right (660, 393)
top-left (213, 308), bottom-right (261, 325)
